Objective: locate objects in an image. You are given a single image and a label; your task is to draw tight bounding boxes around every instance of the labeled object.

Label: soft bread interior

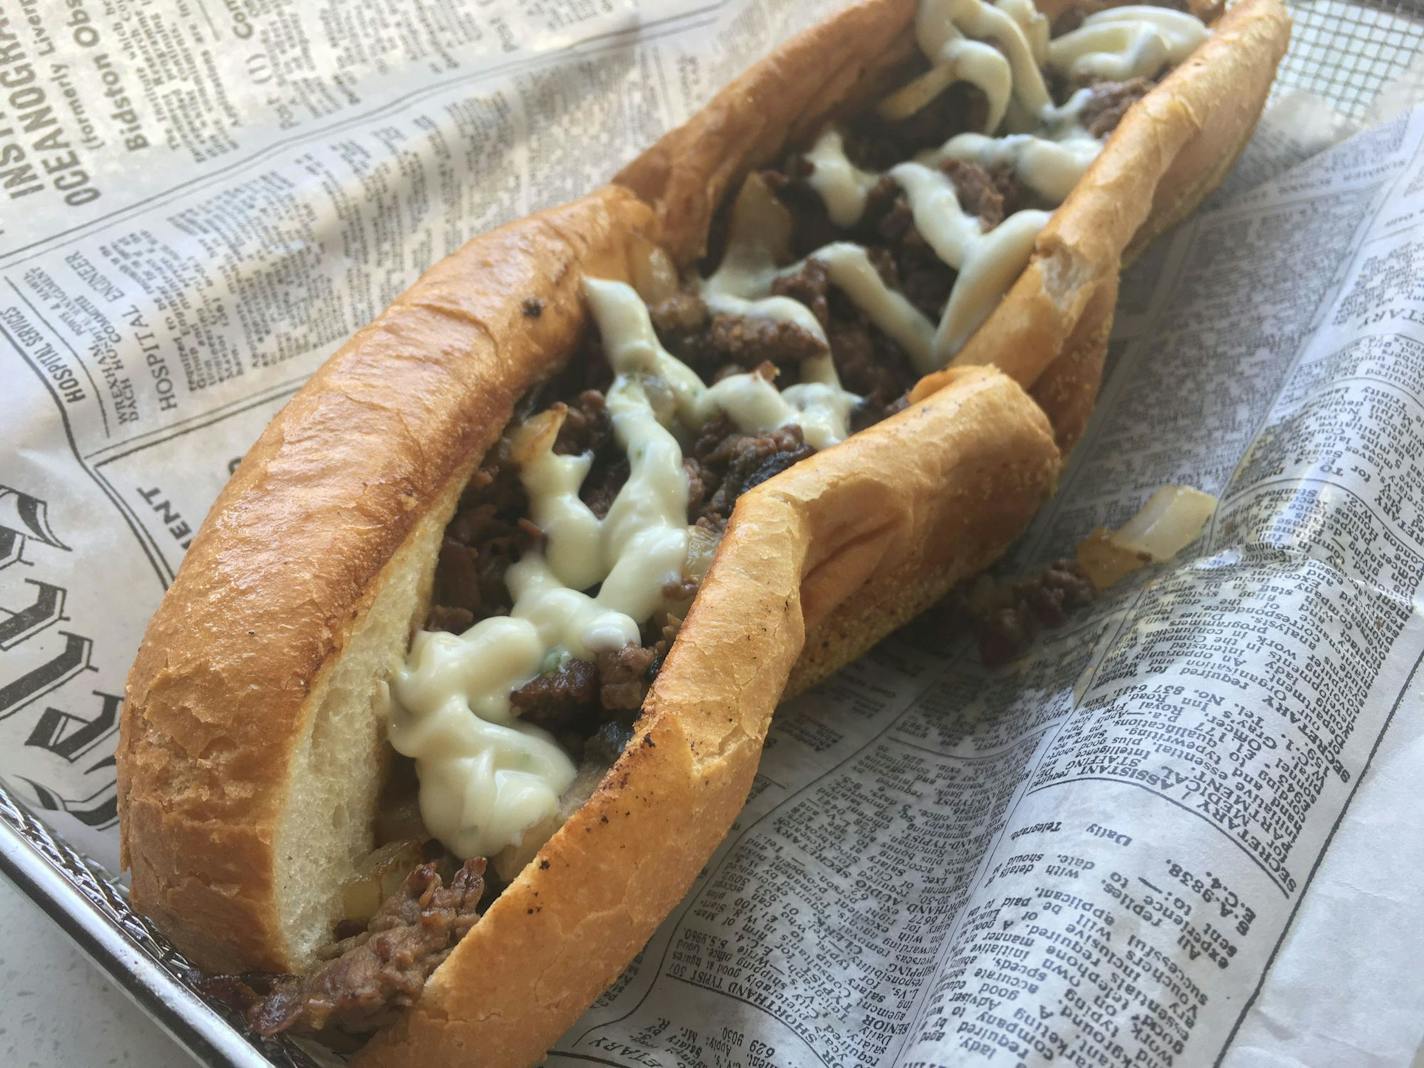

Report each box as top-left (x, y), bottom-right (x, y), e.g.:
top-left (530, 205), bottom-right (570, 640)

top-left (272, 474), bottom-right (465, 963)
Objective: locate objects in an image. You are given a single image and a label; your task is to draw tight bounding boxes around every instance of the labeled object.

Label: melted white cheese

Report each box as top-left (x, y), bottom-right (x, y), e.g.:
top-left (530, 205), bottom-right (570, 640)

top-left (393, 277), bottom-right (863, 858)
top-left (921, 89), bottom-right (1101, 203)
top-left (890, 163), bottom-right (1053, 361)
top-left (390, 624), bottom-right (576, 860)
top-left (1048, 7), bottom-right (1209, 82)
top-left (885, 0), bottom-right (1054, 129)
top-left (996, 0), bottom-right (1048, 64)
top-left (804, 130), bottom-right (878, 227)
top-left (795, 133), bottom-right (1056, 369)
top-left (589, 278), bottom-right (860, 450)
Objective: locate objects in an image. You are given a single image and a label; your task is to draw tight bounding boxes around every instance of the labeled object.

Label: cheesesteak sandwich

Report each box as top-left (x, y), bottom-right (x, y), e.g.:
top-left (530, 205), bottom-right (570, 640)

top-left (116, 0), bottom-right (1288, 1062)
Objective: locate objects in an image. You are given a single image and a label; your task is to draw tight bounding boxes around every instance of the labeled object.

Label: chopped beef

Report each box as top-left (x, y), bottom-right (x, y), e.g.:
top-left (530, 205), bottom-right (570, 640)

top-left (971, 559), bottom-right (1097, 667)
top-left (865, 177), bottom-right (912, 241)
top-left (597, 644), bottom-right (657, 712)
top-left (1024, 561), bottom-right (1097, 626)
top-left (939, 159), bottom-right (1005, 228)
top-left (991, 164), bottom-right (1038, 217)
top-left (519, 337), bottom-right (615, 419)
top-left (771, 260), bottom-right (832, 329)
top-left (508, 642), bottom-right (655, 740)
top-left (903, 258), bottom-right (954, 321)
top-left (649, 291), bottom-right (719, 374)
top-left (761, 158), bottom-right (1030, 425)
top-left (510, 658), bottom-right (599, 734)
top-left (866, 245), bottom-right (901, 288)
top-left (694, 423), bottom-right (817, 527)
top-left (863, 180), bottom-right (955, 319)
top-left (684, 456), bottom-right (707, 514)
top-left (662, 573), bottom-right (701, 604)
top-left (646, 609), bottom-right (685, 662)
top-left (553, 389), bottom-right (613, 455)
top-left (692, 414), bottom-right (737, 461)
top-left (844, 81), bottom-right (988, 170)
top-left (428, 539), bottom-right (482, 632)
top-left (427, 453), bottom-right (531, 629)
top-left (760, 161), bottom-right (841, 259)
top-left (865, 159), bottom-right (1008, 240)
top-left (706, 313), bottom-right (827, 370)
top-left (1078, 78), bottom-right (1155, 138)
top-left (246, 859), bottom-right (486, 1037)
top-left (827, 313), bottom-right (918, 417)
top-left (650, 291), bottom-right (710, 339)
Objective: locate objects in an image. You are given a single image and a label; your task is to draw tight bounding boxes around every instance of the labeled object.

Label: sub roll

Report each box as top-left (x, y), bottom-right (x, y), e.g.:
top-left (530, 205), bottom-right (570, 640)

top-left (116, 0), bottom-right (1289, 1063)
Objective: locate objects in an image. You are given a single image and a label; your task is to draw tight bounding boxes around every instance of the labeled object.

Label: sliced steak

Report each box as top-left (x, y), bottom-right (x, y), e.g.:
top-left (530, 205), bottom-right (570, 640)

top-left (510, 658), bottom-right (600, 734)
top-left (248, 859), bottom-right (486, 1037)
top-left (1079, 78), bottom-right (1155, 138)
top-left (597, 644), bottom-right (657, 712)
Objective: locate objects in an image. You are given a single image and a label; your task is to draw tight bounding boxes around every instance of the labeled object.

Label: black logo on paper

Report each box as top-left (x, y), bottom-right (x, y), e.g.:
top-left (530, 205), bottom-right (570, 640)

top-left (0, 485), bottom-right (69, 571)
top-left (17, 755), bottom-right (118, 830)
top-left (0, 483), bottom-right (117, 829)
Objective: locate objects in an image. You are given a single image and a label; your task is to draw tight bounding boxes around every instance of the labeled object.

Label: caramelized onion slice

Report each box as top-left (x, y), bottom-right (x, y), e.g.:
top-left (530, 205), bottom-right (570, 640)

top-left (1076, 485), bottom-right (1217, 590)
top-left (1113, 485), bottom-right (1217, 561)
top-left (724, 172), bottom-right (794, 266)
top-left (682, 523), bottom-right (722, 585)
top-left (341, 839), bottom-right (426, 926)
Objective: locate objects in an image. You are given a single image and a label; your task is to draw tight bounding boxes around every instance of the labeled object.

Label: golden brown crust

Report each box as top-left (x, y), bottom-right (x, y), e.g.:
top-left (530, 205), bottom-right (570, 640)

top-left (117, 0), bottom-right (1291, 1057)
top-left (1028, 269), bottom-right (1118, 454)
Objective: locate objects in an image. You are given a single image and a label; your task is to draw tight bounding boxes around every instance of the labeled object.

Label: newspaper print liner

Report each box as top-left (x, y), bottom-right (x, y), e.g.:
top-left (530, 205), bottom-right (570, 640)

top-left (1, 3), bottom-right (1419, 1067)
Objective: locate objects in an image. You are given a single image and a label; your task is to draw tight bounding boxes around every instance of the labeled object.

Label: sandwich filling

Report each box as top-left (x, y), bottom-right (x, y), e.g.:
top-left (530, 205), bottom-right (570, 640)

top-left (389, 2), bottom-right (1210, 870)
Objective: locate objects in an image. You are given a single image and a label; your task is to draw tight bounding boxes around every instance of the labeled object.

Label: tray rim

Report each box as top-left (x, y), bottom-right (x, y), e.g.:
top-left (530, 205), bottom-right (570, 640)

top-left (0, 791), bottom-right (276, 1068)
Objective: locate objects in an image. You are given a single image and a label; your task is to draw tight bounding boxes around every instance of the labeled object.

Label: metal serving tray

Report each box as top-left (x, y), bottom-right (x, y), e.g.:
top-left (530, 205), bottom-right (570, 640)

top-left (0, 4), bottom-right (1416, 1064)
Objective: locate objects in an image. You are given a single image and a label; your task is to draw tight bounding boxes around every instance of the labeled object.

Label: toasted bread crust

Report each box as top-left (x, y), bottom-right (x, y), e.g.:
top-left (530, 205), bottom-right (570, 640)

top-left (117, 0), bottom-right (1290, 1060)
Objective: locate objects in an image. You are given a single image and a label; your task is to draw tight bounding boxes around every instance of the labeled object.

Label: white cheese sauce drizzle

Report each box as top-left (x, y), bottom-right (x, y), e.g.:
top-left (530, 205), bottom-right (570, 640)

top-left (800, 0), bottom-right (1207, 369)
top-left (393, 0), bottom-right (1208, 861)
top-left (1049, 8), bottom-right (1209, 82)
top-left (392, 278), bottom-right (859, 858)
